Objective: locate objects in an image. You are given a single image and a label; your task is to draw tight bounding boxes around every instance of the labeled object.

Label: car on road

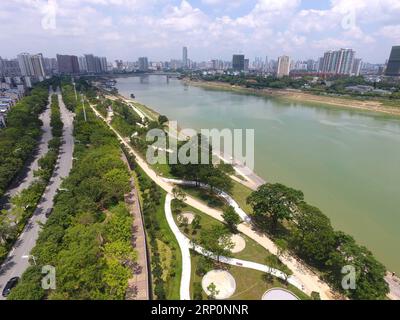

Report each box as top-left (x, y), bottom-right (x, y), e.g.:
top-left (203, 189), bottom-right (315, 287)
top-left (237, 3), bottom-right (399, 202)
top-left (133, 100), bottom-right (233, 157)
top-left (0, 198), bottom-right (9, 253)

top-left (45, 208), bottom-right (53, 218)
top-left (2, 277), bottom-right (20, 297)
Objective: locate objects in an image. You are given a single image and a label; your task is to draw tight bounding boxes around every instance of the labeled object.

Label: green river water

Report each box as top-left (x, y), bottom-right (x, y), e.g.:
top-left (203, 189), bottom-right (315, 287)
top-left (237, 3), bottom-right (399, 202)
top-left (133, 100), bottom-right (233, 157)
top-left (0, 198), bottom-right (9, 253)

top-left (116, 75), bottom-right (400, 273)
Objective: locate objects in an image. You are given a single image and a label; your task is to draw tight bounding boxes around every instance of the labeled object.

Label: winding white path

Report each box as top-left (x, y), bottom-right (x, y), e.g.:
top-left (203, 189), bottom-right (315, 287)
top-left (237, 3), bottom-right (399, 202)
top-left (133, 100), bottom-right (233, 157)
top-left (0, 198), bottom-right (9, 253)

top-left (89, 100), bottom-right (336, 300)
top-left (164, 194), bottom-right (191, 300)
top-left (163, 178), bottom-right (251, 223)
top-left (164, 193), bottom-right (303, 300)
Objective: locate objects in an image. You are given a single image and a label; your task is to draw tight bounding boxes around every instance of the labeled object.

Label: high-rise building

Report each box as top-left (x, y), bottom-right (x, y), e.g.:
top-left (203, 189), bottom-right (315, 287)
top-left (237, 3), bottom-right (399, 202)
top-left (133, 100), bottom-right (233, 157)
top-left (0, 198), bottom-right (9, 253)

top-left (30, 53), bottom-right (46, 78)
top-left (182, 47), bottom-right (188, 69)
top-left (320, 49), bottom-right (356, 75)
top-left (138, 57), bottom-right (149, 71)
top-left (277, 55), bottom-right (290, 78)
top-left (84, 54), bottom-right (96, 73)
top-left (232, 54), bottom-right (245, 71)
top-left (1, 58), bottom-right (21, 76)
top-left (43, 57), bottom-right (57, 75)
top-left (352, 58), bottom-right (362, 76)
top-left (385, 46), bottom-right (400, 76)
top-left (0, 57), bottom-right (4, 76)
top-left (17, 53), bottom-right (34, 76)
top-left (78, 56), bottom-right (88, 73)
top-left (244, 59), bottom-right (249, 71)
top-left (264, 56), bottom-right (269, 72)
top-left (56, 54), bottom-right (80, 74)
top-left (100, 57), bottom-right (108, 73)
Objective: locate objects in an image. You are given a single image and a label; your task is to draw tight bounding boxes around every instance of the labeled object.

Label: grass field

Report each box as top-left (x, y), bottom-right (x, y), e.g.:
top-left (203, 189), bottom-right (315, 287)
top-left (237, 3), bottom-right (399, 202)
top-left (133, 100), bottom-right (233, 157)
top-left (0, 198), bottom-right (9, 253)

top-left (189, 252), bottom-right (310, 300)
top-left (229, 180), bottom-right (253, 214)
top-left (172, 200), bottom-right (275, 265)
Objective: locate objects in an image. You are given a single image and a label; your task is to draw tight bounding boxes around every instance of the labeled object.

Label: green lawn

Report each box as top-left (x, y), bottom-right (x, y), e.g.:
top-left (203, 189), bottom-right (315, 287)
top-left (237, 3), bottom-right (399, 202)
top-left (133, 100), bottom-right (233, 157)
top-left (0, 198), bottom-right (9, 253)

top-left (229, 180), bottom-right (253, 214)
top-left (181, 186), bottom-right (227, 209)
top-left (189, 252), bottom-right (310, 300)
top-left (172, 200), bottom-right (275, 265)
top-left (132, 101), bottom-right (159, 120)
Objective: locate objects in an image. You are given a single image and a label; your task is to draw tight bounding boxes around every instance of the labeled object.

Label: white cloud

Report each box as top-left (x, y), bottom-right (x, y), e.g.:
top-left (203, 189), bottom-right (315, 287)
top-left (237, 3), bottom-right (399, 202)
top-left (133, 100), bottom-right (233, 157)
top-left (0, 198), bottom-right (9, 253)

top-left (0, 0), bottom-right (398, 62)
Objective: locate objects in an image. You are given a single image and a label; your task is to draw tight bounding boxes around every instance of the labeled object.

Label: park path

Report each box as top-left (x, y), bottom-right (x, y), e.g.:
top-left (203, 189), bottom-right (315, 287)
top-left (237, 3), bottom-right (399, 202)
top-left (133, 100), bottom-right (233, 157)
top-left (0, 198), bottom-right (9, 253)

top-left (0, 89), bottom-right (74, 299)
top-left (121, 154), bottom-right (150, 300)
top-left (89, 101), bottom-right (336, 300)
top-left (164, 194), bottom-right (303, 300)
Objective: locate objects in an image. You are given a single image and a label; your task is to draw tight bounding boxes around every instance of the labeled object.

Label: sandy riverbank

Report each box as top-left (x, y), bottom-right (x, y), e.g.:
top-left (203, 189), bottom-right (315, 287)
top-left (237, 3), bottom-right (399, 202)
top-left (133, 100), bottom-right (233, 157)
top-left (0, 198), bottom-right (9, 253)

top-left (185, 79), bottom-right (400, 116)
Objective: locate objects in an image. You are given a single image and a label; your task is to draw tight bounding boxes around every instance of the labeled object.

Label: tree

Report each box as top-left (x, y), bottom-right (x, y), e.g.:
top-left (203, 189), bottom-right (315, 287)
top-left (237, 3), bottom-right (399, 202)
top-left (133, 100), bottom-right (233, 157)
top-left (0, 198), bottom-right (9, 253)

top-left (207, 282), bottom-right (219, 300)
top-left (326, 231), bottom-right (389, 300)
top-left (290, 202), bottom-right (335, 266)
top-left (172, 186), bottom-right (186, 202)
top-left (158, 115), bottom-right (169, 125)
top-left (191, 215), bottom-right (201, 234)
top-left (198, 225), bottom-right (234, 263)
top-left (247, 183), bottom-right (304, 233)
top-left (222, 206), bottom-right (241, 232)
top-left (0, 210), bottom-right (16, 244)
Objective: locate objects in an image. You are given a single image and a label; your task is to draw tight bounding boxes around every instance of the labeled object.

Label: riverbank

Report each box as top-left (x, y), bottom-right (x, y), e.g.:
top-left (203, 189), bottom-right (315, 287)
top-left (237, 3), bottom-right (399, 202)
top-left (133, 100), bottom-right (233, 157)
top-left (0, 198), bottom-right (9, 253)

top-left (103, 90), bottom-right (265, 190)
top-left (184, 79), bottom-right (400, 116)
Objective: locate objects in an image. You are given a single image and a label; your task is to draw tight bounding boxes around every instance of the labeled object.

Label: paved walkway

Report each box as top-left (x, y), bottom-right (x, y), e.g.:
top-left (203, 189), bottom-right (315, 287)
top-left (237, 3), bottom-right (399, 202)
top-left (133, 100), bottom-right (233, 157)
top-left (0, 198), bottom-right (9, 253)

top-left (164, 194), bottom-right (191, 300)
top-left (89, 101), bottom-right (336, 300)
top-left (121, 155), bottom-right (150, 300)
top-left (385, 273), bottom-right (400, 300)
top-left (0, 89), bottom-right (75, 299)
top-left (162, 178), bottom-right (251, 222)
top-left (164, 193), bottom-right (303, 300)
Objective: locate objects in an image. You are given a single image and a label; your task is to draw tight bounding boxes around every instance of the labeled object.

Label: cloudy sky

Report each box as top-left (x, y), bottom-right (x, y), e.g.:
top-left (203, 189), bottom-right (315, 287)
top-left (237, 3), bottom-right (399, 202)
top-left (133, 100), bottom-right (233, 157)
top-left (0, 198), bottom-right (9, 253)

top-left (1, 0), bottom-right (399, 63)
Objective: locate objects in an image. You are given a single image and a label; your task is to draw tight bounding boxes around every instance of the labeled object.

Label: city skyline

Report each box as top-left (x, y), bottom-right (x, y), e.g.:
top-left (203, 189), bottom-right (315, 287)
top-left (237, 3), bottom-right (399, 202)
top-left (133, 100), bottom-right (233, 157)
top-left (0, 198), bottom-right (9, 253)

top-left (1, 0), bottom-right (399, 63)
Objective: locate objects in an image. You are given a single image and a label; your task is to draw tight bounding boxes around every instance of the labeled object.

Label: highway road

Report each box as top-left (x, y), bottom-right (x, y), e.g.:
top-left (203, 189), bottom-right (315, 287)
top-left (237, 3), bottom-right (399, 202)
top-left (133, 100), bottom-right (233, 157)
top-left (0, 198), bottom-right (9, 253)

top-left (0, 90), bottom-right (74, 299)
top-left (1, 91), bottom-right (53, 208)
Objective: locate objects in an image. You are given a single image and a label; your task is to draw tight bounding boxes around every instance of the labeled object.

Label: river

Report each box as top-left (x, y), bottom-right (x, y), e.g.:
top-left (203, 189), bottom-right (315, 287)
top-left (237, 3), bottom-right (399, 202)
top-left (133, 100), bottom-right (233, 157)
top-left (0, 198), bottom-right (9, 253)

top-left (116, 75), bottom-right (400, 274)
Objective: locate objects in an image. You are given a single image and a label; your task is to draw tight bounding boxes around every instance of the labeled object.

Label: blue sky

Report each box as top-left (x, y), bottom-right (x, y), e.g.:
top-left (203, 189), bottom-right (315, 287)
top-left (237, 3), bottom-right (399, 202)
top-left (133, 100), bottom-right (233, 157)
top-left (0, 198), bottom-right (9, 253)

top-left (0, 0), bottom-right (399, 63)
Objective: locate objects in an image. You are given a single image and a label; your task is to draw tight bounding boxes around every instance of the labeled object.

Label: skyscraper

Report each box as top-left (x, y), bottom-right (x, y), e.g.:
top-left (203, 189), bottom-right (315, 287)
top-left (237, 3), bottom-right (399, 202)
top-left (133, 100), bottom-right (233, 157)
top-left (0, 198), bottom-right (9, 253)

top-left (385, 46), bottom-right (400, 76)
top-left (100, 57), bottom-right (108, 73)
top-left (182, 47), bottom-right (188, 69)
top-left (320, 49), bottom-right (356, 75)
top-left (56, 54), bottom-right (80, 74)
top-left (17, 53), bottom-right (34, 76)
top-left (277, 55), bottom-right (290, 78)
top-left (352, 58), bottom-right (362, 76)
top-left (84, 54), bottom-right (96, 73)
top-left (30, 53), bottom-right (46, 78)
top-left (78, 56), bottom-right (88, 73)
top-left (232, 54), bottom-right (245, 71)
top-left (1, 58), bottom-right (21, 76)
top-left (138, 57), bottom-right (149, 71)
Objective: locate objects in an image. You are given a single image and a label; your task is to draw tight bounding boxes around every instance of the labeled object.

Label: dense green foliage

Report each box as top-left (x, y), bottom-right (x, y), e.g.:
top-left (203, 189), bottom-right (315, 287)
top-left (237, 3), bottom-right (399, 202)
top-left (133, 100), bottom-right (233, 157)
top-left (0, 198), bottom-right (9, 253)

top-left (198, 74), bottom-right (307, 90)
top-left (50, 94), bottom-right (63, 138)
top-left (111, 99), bottom-right (143, 137)
top-left (169, 135), bottom-right (233, 194)
top-left (247, 183), bottom-right (389, 300)
top-left (0, 88), bottom-right (62, 264)
top-left (222, 205), bottom-right (241, 232)
top-left (8, 86), bottom-right (135, 300)
top-left (193, 73), bottom-right (400, 100)
top-left (0, 84), bottom-right (49, 198)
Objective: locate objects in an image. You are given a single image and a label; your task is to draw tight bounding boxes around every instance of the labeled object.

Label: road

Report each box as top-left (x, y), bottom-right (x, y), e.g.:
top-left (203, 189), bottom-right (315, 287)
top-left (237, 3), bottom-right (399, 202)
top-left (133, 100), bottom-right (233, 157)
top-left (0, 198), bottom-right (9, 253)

top-left (1, 90), bottom-right (53, 208)
top-left (0, 90), bottom-right (74, 299)
top-left (89, 102), bottom-right (336, 300)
